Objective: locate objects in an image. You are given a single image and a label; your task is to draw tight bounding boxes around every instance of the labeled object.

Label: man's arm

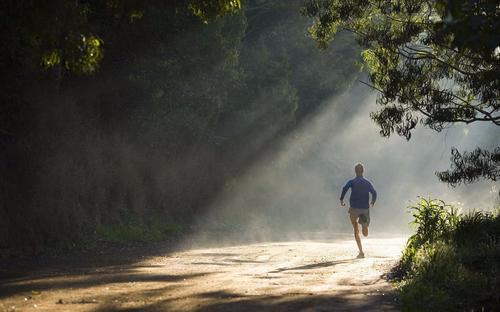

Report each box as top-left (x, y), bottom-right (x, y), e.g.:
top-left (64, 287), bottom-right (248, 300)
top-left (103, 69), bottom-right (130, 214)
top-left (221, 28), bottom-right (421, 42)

top-left (369, 183), bottom-right (377, 207)
top-left (339, 180), bottom-right (352, 206)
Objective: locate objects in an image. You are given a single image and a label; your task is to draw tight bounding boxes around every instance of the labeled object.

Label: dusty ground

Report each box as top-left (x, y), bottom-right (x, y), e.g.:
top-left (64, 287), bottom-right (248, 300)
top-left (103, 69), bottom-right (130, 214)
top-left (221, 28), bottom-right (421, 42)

top-left (0, 234), bottom-right (406, 312)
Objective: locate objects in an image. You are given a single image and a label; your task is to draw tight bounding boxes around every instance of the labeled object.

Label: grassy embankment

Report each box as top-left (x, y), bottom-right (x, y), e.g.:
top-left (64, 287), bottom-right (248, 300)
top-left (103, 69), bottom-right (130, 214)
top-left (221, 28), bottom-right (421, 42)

top-left (23, 215), bottom-right (188, 257)
top-left (396, 198), bottom-right (499, 311)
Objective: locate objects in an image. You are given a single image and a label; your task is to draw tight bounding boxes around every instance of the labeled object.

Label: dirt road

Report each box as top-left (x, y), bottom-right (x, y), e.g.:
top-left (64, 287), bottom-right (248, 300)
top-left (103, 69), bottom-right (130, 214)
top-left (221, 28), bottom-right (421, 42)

top-left (1, 235), bottom-right (406, 311)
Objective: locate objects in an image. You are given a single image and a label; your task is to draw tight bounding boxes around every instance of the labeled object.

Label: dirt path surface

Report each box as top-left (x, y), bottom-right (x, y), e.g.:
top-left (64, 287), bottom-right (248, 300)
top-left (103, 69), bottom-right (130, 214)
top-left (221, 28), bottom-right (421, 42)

top-left (1, 235), bottom-right (406, 312)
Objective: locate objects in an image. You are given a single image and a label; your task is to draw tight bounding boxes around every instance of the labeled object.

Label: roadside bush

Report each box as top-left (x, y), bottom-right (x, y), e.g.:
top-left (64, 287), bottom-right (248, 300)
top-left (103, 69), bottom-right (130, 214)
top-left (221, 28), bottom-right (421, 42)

top-left (400, 198), bottom-right (459, 275)
top-left (400, 242), bottom-right (488, 310)
top-left (398, 198), bottom-right (500, 311)
top-left (96, 215), bottom-right (185, 243)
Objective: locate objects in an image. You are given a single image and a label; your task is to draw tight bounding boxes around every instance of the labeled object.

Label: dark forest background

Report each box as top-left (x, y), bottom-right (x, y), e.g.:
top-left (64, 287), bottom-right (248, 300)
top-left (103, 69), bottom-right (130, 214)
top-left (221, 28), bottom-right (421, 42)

top-left (0, 0), bottom-right (362, 250)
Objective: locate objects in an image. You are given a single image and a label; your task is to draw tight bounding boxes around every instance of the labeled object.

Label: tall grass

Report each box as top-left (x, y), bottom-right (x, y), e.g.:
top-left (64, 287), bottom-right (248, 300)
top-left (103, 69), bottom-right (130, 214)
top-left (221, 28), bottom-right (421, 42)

top-left (95, 219), bottom-right (184, 243)
top-left (398, 198), bottom-right (500, 311)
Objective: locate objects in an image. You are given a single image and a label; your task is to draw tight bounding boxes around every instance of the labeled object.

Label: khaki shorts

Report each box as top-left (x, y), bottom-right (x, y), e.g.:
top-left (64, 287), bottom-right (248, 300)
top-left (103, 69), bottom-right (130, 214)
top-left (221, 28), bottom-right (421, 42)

top-left (349, 207), bottom-right (370, 226)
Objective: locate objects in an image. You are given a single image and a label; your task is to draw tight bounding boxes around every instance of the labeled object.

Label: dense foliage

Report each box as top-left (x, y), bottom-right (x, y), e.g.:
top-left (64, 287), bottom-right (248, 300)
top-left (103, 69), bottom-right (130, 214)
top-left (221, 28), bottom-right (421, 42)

top-left (0, 0), bottom-right (361, 250)
top-left (398, 198), bottom-right (500, 310)
top-left (437, 147), bottom-right (500, 187)
top-left (303, 0), bottom-right (500, 187)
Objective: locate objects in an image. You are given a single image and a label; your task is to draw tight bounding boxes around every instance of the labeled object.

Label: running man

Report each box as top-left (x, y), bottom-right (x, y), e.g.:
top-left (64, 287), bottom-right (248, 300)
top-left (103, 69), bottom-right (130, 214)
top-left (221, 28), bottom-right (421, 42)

top-left (340, 163), bottom-right (377, 258)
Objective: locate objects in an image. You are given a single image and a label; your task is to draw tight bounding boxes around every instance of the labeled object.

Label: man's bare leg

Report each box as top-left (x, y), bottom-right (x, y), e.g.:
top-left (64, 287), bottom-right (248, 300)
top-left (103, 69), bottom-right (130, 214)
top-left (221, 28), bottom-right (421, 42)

top-left (350, 214), bottom-right (364, 257)
top-left (362, 224), bottom-right (368, 237)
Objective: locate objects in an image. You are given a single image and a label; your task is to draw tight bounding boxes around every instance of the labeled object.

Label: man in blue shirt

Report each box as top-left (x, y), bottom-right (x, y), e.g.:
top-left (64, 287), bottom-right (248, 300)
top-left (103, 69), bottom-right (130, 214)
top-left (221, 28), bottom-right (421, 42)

top-left (340, 163), bottom-right (377, 258)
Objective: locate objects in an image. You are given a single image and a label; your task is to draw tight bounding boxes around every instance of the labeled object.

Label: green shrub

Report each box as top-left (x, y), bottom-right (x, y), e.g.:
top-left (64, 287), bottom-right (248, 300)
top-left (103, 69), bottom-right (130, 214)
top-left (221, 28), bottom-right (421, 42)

top-left (400, 198), bottom-right (459, 275)
top-left (399, 198), bottom-right (500, 311)
top-left (400, 242), bottom-right (488, 311)
top-left (96, 216), bottom-right (184, 242)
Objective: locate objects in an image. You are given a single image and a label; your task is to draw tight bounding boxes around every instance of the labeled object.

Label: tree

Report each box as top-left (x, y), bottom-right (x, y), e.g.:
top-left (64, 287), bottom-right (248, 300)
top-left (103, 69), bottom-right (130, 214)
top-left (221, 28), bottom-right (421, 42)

top-left (0, 0), bottom-right (241, 77)
top-left (0, 0), bottom-right (363, 248)
top-left (302, 0), bottom-right (500, 187)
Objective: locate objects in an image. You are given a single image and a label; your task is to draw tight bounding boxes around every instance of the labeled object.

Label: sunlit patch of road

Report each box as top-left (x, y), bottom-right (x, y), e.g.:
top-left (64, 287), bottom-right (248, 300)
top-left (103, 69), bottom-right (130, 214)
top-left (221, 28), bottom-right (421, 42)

top-left (0, 235), bottom-right (406, 312)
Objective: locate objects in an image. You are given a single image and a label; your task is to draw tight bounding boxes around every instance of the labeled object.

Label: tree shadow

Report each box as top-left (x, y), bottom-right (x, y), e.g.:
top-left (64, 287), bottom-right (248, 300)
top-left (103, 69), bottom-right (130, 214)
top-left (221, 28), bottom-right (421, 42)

top-left (191, 257), bottom-right (266, 266)
top-left (0, 240), bottom-right (179, 279)
top-left (91, 288), bottom-right (399, 312)
top-left (190, 262), bottom-right (233, 266)
top-left (193, 291), bottom-right (399, 312)
top-left (0, 271), bottom-right (210, 299)
top-left (269, 258), bottom-right (356, 273)
top-left (197, 253), bottom-right (236, 257)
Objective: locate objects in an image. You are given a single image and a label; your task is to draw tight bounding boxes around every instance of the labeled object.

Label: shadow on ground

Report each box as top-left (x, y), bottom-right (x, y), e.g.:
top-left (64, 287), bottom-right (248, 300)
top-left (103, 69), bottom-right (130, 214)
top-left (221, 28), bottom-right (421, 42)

top-left (91, 289), bottom-right (399, 312)
top-left (0, 270), bottom-right (209, 299)
top-left (0, 237), bottom-right (404, 312)
top-left (270, 259), bottom-right (356, 273)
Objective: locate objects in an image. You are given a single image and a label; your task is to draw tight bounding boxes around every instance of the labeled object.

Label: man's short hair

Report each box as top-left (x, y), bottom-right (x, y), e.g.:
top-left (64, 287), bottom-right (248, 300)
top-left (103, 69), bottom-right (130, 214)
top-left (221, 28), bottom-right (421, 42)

top-left (355, 163), bottom-right (364, 177)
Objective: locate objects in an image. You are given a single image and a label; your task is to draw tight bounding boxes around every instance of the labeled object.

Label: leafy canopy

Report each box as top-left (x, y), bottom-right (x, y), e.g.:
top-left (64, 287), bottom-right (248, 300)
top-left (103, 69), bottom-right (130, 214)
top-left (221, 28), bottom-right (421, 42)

top-left (0, 0), bottom-right (242, 76)
top-left (303, 0), bottom-right (500, 186)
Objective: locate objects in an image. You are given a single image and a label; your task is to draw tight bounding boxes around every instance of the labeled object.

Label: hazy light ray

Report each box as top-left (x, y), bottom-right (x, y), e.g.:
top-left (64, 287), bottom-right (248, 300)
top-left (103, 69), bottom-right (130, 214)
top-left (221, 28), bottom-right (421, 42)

top-left (185, 80), bottom-right (499, 246)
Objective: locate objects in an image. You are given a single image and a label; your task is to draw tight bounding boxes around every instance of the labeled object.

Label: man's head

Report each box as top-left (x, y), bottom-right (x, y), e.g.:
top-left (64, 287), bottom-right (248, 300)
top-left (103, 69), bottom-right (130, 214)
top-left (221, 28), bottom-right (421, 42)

top-left (354, 163), bottom-right (364, 177)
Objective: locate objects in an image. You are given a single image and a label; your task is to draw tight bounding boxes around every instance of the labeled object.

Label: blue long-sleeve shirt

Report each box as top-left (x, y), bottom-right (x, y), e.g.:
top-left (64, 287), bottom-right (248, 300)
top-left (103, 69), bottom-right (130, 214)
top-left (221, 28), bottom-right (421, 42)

top-left (340, 176), bottom-right (377, 209)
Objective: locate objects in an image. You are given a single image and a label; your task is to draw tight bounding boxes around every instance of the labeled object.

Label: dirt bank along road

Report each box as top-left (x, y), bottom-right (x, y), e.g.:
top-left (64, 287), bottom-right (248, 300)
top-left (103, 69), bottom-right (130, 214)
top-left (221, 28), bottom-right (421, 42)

top-left (1, 235), bottom-right (406, 311)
